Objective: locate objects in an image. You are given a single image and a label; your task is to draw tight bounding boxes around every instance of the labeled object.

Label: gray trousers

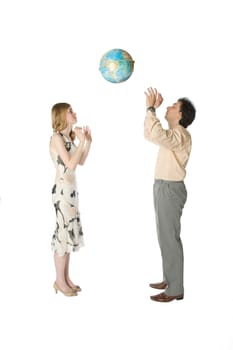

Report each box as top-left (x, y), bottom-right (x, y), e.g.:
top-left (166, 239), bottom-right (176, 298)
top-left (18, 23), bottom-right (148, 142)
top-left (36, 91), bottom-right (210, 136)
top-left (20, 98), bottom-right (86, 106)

top-left (153, 179), bottom-right (187, 296)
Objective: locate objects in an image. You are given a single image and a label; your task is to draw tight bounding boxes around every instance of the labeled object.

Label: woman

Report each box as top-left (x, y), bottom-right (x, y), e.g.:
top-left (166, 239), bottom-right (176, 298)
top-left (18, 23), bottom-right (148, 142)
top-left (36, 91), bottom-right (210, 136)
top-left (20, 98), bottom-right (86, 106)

top-left (50, 103), bottom-right (92, 296)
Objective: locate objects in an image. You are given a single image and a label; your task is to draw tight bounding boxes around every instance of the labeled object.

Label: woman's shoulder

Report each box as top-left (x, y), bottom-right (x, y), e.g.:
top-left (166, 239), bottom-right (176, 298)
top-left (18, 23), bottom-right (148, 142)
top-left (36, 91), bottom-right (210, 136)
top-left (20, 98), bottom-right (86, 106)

top-left (51, 132), bottom-right (63, 143)
top-left (50, 132), bottom-right (64, 151)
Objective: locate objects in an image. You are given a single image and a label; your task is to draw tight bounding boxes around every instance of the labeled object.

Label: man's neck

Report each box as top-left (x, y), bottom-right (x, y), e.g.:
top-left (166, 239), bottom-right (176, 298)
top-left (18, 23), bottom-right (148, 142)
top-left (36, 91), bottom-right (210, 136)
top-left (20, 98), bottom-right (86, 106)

top-left (168, 121), bottom-right (180, 129)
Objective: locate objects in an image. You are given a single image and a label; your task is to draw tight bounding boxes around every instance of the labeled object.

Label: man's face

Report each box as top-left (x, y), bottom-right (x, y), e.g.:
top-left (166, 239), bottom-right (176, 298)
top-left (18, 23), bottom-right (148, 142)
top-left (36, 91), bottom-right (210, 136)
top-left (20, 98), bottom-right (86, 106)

top-left (165, 101), bottom-right (182, 123)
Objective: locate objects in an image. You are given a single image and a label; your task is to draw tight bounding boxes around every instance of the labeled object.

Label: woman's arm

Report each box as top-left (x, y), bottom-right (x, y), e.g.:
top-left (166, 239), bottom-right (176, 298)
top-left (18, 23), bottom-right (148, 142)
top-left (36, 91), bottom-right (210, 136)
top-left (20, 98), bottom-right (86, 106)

top-left (51, 128), bottom-right (85, 170)
top-left (79, 126), bottom-right (92, 165)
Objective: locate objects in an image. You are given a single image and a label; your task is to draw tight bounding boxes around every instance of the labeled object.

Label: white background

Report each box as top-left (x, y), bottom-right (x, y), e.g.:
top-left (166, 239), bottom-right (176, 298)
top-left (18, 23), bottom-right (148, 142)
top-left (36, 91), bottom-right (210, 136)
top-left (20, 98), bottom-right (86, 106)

top-left (0, 0), bottom-right (233, 349)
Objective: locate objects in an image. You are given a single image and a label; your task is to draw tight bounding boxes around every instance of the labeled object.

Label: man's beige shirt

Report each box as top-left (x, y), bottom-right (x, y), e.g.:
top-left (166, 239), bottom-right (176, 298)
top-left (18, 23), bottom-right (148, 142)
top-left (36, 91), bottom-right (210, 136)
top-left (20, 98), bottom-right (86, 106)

top-left (144, 111), bottom-right (192, 181)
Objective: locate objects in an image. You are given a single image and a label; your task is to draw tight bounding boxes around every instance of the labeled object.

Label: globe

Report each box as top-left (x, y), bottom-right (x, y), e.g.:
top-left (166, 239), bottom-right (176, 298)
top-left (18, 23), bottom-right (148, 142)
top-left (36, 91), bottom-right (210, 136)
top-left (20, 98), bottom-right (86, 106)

top-left (99, 48), bottom-right (134, 83)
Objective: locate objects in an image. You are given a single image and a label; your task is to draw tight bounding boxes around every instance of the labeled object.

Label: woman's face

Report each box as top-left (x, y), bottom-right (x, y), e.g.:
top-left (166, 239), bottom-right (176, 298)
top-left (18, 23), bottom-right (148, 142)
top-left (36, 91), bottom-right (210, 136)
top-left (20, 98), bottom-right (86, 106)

top-left (66, 106), bottom-right (77, 125)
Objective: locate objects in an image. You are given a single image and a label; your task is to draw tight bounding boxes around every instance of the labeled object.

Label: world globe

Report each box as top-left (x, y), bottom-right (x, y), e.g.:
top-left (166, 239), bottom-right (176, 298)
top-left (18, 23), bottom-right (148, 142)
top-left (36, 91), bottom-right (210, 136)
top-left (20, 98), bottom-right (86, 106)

top-left (99, 48), bottom-right (134, 83)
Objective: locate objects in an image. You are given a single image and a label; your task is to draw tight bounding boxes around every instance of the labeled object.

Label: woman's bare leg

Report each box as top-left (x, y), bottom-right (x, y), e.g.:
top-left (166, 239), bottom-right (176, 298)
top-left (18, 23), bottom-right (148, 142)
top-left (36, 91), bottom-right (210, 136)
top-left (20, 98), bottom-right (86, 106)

top-left (54, 252), bottom-right (74, 293)
top-left (64, 253), bottom-right (78, 289)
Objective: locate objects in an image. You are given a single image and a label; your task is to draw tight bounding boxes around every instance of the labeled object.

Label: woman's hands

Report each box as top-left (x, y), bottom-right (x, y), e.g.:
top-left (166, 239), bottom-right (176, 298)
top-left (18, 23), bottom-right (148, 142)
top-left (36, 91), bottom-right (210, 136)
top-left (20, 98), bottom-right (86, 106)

top-left (74, 126), bottom-right (85, 142)
top-left (83, 126), bottom-right (92, 142)
top-left (74, 126), bottom-right (92, 143)
top-left (144, 87), bottom-right (163, 109)
top-left (74, 126), bottom-right (92, 165)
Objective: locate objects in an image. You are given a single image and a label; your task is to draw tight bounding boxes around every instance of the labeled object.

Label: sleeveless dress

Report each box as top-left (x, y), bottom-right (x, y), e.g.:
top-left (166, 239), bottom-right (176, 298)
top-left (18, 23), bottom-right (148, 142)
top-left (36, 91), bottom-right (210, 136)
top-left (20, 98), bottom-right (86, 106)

top-left (50, 132), bottom-right (84, 256)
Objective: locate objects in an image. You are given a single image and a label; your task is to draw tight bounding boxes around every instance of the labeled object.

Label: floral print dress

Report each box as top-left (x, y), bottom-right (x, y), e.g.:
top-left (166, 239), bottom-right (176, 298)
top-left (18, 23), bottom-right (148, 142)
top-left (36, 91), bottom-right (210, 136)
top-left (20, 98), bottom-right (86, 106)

top-left (50, 132), bottom-right (84, 256)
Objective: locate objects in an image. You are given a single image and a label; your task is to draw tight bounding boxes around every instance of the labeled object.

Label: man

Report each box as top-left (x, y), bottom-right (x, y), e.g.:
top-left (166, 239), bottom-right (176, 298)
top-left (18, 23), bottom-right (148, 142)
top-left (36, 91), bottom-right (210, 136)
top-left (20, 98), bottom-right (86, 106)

top-left (144, 87), bottom-right (196, 302)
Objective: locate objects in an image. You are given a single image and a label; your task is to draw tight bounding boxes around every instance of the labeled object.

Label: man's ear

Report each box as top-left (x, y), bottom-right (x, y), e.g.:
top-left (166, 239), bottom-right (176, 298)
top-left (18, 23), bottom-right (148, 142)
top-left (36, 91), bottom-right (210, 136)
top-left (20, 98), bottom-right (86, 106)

top-left (178, 111), bottom-right (182, 121)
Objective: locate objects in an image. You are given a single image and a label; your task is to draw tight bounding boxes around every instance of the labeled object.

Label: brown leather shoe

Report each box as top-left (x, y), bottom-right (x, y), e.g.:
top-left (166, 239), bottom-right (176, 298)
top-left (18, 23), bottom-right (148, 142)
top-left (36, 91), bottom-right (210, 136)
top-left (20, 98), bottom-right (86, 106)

top-left (149, 281), bottom-right (167, 289)
top-left (150, 292), bottom-right (184, 302)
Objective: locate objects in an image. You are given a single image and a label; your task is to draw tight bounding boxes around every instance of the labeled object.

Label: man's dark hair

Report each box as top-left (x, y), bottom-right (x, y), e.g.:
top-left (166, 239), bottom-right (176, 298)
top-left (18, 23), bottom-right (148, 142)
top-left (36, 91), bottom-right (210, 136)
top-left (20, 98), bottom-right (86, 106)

top-left (178, 98), bottom-right (196, 128)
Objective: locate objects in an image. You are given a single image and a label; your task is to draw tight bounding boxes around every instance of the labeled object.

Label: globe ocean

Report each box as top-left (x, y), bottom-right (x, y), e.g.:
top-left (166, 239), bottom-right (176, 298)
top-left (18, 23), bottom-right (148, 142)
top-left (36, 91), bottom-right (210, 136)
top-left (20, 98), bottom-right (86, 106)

top-left (99, 48), bottom-right (134, 83)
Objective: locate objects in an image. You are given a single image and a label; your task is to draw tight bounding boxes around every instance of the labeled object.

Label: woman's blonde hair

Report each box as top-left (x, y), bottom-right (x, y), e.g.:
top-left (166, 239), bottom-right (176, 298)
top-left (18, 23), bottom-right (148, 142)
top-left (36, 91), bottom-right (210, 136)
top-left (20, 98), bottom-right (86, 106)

top-left (51, 103), bottom-right (75, 141)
